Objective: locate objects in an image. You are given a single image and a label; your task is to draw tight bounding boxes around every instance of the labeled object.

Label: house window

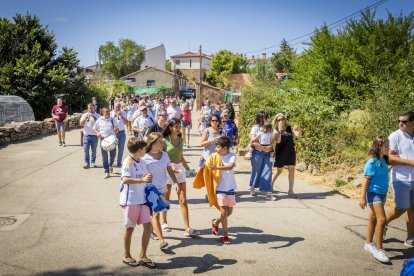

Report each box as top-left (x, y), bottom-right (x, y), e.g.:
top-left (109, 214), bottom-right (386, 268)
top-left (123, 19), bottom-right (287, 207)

top-left (190, 59), bottom-right (192, 68)
top-left (147, 80), bottom-right (155, 86)
top-left (175, 60), bottom-right (180, 65)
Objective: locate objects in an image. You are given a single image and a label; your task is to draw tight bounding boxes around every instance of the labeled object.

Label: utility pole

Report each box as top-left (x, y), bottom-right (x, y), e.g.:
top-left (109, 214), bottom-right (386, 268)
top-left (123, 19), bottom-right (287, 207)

top-left (196, 45), bottom-right (202, 111)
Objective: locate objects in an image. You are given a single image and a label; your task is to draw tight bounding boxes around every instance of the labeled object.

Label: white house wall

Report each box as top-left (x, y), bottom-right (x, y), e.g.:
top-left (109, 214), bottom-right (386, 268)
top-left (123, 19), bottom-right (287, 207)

top-left (141, 45), bottom-right (166, 70)
top-left (172, 57), bottom-right (211, 70)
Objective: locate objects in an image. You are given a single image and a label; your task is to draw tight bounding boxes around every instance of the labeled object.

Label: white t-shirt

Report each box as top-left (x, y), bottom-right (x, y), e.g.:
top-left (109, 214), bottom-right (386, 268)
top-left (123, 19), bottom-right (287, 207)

top-left (132, 115), bottom-right (154, 138)
top-left (216, 152), bottom-right (237, 192)
top-left (250, 124), bottom-right (260, 138)
top-left (127, 104), bottom-right (137, 121)
top-left (110, 110), bottom-right (127, 131)
top-left (258, 131), bottom-right (272, 146)
top-left (143, 152), bottom-right (171, 192)
top-left (81, 112), bottom-right (100, 136)
top-left (389, 129), bottom-right (414, 182)
top-left (119, 156), bottom-right (148, 205)
top-left (167, 106), bottom-right (182, 120)
top-left (93, 117), bottom-right (118, 138)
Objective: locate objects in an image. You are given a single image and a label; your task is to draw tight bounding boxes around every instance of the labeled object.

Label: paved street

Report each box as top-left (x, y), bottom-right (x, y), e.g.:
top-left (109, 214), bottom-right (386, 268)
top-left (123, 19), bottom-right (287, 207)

top-left (0, 113), bottom-right (413, 275)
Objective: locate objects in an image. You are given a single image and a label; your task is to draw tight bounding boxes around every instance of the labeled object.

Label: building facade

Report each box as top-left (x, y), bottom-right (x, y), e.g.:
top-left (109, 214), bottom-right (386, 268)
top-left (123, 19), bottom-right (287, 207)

top-left (141, 44), bottom-right (166, 70)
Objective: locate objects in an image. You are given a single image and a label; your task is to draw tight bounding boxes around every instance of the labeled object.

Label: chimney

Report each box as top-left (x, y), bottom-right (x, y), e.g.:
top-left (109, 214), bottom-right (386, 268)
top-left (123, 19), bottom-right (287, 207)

top-left (262, 53), bottom-right (266, 60)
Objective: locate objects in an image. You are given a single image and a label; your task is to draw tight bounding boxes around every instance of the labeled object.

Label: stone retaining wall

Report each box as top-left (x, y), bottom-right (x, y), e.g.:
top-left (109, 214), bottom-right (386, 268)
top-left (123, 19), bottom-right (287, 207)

top-left (0, 113), bottom-right (82, 145)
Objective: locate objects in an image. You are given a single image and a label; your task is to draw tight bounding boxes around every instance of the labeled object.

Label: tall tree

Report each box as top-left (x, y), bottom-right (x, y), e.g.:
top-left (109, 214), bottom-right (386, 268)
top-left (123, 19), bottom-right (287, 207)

top-left (0, 14), bottom-right (84, 119)
top-left (271, 39), bottom-right (296, 73)
top-left (98, 39), bottom-right (145, 79)
top-left (206, 50), bottom-right (248, 87)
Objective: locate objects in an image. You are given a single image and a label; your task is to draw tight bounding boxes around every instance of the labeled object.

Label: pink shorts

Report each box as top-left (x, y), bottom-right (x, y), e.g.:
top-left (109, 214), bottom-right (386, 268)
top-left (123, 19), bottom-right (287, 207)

top-left (216, 193), bottom-right (236, 207)
top-left (122, 204), bottom-right (151, 228)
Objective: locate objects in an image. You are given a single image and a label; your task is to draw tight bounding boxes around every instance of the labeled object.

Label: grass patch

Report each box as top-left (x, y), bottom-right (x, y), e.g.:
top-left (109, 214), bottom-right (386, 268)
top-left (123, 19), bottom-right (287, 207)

top-left (335, 178), bottom-right (347, 187)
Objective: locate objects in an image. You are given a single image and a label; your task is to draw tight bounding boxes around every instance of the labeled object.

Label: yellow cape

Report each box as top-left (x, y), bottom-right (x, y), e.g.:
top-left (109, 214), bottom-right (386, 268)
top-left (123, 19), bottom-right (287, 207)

top-left (193, 153), bottom-right (222, 210)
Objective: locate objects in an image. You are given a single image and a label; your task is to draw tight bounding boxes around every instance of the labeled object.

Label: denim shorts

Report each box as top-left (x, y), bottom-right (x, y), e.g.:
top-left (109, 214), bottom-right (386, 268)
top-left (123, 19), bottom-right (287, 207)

top-left (55, 121), bottom-right (65, 132)
top-left (392, 180), bottom-right (414, 210)
top-left (181, 121), bottom-right (191, 128)
top-left (366, 192), bottom-right (386, 205)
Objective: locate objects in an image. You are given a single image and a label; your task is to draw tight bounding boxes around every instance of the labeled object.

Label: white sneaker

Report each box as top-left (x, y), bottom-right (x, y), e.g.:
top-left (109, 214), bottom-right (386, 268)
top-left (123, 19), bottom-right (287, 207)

top-left (83, 163), bottom-right (89, 169)
top-left (373, 249), bottom-right (390, 263)
top-left (364, 243), bottom-right (377, 255)
top-left (404, 238), bottom-right (414, 247)
top-left (104, 173), bottom-right (110, 179)
top-left (266, 192), bottom-right (277, 201)
top-left (91, 163), bottom-right (96, 168)
top-left (249, 187), bottom-right (256, 197)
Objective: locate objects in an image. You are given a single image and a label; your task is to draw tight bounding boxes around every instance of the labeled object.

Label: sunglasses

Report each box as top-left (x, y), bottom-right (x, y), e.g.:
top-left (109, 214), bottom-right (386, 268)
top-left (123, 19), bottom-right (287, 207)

top-left (211, 120), bottom-right (219, 122)
top-left (398, 120), bottom-right (411, 124)
top-left (277, 118), bottom-right (285, 122)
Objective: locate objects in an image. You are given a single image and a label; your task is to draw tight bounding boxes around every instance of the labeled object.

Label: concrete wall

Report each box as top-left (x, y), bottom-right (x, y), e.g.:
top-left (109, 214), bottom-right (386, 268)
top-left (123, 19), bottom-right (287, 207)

top-left (0, 113), bottom-right (82, 145)
top-left (141, 44), bottom-right (166, 70)
top-left (172, 57), bottom-right (211, 70)
top-left (126, 68), bottom-right (175, 88)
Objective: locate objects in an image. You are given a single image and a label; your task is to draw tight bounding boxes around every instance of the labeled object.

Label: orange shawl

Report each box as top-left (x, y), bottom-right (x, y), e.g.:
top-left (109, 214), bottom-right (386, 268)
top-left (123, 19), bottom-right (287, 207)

top-left (193, 153), bottom-right (222, 210)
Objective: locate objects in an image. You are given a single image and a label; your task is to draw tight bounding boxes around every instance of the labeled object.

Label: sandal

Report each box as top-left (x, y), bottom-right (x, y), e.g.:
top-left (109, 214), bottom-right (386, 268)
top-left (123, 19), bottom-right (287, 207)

top-left (159, 240), bottom-right (168, 249)
top-left (150, 232), bottom-right (159, 240)
top-left (185, 228), bottom-right (200, 237)
top-left (212, 219), bottom-right (219, 235)
top-left (139, 258), bottom-right (156, 269)
top-left (161, 223), bottom-right (172, 232)
top-left (122, 257), bottom-right (139, 267)
top-left (220, 236), bottom-right (231, 244)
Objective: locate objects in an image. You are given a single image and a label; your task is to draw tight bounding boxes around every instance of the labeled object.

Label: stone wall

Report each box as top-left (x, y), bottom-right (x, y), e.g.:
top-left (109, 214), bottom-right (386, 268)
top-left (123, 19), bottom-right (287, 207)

top-left (0, 113), bottom-right (82, 145)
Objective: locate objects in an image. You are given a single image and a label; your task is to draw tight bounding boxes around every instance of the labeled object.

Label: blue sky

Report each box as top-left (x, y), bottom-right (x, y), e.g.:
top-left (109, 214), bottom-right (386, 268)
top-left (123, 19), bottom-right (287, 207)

top-left (1, 0), bottom-right (413, 66)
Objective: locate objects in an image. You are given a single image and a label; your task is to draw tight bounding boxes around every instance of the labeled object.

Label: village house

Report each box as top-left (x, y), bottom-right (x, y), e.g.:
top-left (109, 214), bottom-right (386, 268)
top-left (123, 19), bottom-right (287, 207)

top-left (170, 51), bottom-right (211, 81)
top-left (120, 66), bottom-right (187, 96)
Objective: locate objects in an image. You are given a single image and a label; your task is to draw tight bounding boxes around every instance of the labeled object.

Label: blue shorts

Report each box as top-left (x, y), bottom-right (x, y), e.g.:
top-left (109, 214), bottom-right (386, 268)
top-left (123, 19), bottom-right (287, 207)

top-left (181, 121), bottom-right (190, 128)
top-left (366, 192), bottom-right (386, 205)
top-left (392, 180), bottom-right (414, 209)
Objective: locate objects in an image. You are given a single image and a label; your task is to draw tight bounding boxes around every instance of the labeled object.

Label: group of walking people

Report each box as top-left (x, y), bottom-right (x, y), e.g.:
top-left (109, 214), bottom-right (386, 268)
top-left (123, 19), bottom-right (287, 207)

top-left (248, 111), bottom-right (301, 201)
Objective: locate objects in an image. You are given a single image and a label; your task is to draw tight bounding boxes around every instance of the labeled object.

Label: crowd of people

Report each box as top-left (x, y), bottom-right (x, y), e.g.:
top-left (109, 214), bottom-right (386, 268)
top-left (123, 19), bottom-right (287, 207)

top-left (50, 95), bottom-right (414, 268)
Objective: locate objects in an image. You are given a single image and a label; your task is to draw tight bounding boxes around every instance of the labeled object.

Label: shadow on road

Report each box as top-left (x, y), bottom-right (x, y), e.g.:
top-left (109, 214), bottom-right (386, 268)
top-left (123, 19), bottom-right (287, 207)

top-left (157, 253), bottom-right (237, 274)
top-left (36, 264), bottom-right (165, 275)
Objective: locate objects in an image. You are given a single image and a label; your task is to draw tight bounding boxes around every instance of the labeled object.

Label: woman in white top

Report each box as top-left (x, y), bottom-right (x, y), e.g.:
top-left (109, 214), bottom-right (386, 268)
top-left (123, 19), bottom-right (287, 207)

top-left (143, 132), bottom-right (179, 250)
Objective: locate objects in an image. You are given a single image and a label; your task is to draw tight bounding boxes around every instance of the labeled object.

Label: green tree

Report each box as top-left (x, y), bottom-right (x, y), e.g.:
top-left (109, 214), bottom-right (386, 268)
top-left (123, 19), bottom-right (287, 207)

top-left (0, 14), bottom-right (86, 119)
top-left (254, 59), bottom-right (275, 82)
top-left (206, 50), bottom-right (247, 87)
top-left (271, 39), bottom-right (296, 73)
top-left (98, 39), bottom-right (145, 79)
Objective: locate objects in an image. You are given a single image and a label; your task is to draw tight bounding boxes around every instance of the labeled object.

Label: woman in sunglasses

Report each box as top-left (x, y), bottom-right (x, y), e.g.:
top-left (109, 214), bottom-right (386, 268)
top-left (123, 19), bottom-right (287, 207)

top-left (162, 118), bottom-right (199, 236)
top-left (201, 114), bottom-right (223, 165)
top-left (271, 113), bottom-right (301, 197)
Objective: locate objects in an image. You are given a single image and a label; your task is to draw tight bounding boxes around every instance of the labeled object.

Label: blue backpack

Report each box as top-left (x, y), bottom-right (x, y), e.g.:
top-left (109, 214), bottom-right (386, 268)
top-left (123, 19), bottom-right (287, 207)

top-left (401, 258), bottom-right (414, 276)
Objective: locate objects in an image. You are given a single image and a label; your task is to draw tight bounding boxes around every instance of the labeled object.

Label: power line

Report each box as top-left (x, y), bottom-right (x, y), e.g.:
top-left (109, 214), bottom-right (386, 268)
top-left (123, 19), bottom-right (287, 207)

top-left (242, 0), bottom-right (389, 56)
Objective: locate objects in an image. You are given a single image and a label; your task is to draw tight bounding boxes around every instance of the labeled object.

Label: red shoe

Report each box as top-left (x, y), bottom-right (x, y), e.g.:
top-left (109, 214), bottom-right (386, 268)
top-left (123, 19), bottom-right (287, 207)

top-left (212, 219), bottom-right (219, 235)
top-left (220, 236), bottom-right (230, 244)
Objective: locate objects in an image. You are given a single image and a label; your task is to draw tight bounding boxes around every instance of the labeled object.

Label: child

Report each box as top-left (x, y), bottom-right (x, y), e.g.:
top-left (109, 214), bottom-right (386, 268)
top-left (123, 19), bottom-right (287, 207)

top-left (208, 136), bottom-right (237, 244)
top-left (251, 123), bottom-right (274, 162)
top-left (119, 137), bottom-right (156, 268)
top-left (359, 137), bottom-right (390, 263)
top-left (181, 102), bottom-right (192, 147)
top-left (143, 132), bottom-right (179, 250)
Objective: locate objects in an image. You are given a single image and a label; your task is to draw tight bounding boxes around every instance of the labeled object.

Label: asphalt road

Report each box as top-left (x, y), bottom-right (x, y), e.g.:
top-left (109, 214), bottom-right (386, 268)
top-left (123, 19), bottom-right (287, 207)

top-left (0, 114), bottom-right (413, 275)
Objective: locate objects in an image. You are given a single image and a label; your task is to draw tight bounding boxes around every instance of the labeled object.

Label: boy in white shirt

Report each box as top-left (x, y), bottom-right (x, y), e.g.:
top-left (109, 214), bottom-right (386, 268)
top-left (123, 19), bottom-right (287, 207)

top-left (208, 136), bottom-right (237, 245)
top-left (120, 137), bottom-right (155, 269)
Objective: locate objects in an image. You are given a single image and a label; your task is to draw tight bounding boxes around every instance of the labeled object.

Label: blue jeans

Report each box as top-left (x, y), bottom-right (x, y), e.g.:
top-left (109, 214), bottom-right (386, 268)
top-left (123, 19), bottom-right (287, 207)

top-left (101, 145), bottom-right (116, 173)
top-left (249, 149), bottom-right (272, 192)
top-left (116, 131), bottom-right (126, 166)
top-left (83, 135), bottom-right (98, 165)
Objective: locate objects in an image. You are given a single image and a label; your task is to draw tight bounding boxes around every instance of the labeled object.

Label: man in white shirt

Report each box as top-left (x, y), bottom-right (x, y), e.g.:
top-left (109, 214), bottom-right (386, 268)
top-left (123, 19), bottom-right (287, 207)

top-left (111, 102), bottom-right (128, 167)
top-left (386, 111), bottom-right (414, 246)
top-left (94, 107), bottom-right (119, 179)
top-left (79, 103), bottom-right (100, 169)
top-left (132, 106), bottom-right (155, 138)
top-left (167, 100), bottom-right (182, 120)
